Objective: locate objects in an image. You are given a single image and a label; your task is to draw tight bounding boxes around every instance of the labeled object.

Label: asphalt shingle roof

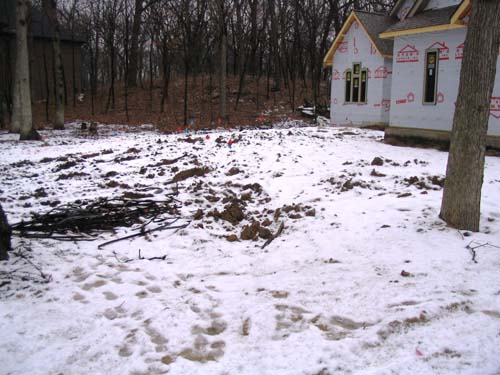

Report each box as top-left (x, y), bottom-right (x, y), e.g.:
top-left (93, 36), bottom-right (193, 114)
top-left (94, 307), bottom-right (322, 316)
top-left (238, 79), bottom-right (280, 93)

top-left (382, 5), bottom-right (459, 34)
top-left (354, 11), bottom-right (396, 56)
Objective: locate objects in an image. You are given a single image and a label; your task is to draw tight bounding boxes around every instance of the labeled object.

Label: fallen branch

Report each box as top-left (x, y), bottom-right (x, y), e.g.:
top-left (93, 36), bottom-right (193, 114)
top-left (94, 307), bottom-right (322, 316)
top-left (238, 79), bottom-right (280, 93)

top-left (111, 249), bottom-right (168, 263)
top-left (261, 221), bottom-right (285, 249)
top-left (138, 249), bottom-right (167, 261)
top-left (0, 247), bottom-right (52, 289)
top-left (98, 219), bottom-right (189, 249)
top-left (466, 241), bottom-right (500, 263)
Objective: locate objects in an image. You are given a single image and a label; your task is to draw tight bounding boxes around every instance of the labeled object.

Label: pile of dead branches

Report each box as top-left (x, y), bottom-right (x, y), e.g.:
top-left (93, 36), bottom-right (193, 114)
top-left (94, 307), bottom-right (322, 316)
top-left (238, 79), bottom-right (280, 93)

top-left (11, 197), bottom-right (183, 242)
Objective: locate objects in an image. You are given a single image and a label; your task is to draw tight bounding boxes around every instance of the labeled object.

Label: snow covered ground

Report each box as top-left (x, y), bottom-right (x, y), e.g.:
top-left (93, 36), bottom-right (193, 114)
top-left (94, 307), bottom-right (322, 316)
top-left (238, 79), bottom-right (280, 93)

top-left (1, 123), bottom-right (500, 375)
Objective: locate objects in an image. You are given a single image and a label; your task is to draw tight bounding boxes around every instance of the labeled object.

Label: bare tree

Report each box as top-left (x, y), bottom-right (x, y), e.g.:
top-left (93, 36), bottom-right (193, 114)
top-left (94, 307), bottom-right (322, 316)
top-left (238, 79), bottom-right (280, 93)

top-left (43, 0), bottom-right (65, 129)
top-left (440, 0), bottom-right (500, 231)
top-left (12, 0), bottom-right (40, 140)
top-left (214, 0), bottom-right (228, 121)
top-left (59, 0), bottom-right (394, 126)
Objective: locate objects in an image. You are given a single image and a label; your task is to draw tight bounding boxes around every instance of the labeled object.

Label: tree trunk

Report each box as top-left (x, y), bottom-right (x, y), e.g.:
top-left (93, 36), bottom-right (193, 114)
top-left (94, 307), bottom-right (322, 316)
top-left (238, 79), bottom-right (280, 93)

top-left (183, 61), bottom-right (189, 127)
top-left (13, 0), bottom-right (40, 140)
top-left (440, 0), bottom-right (500, 231)
top-left (43, 0), bottom-right (65, 129)
top-left (128, 0), bottom-right (142, 88)
top-left (42, 43), bottom-right (50, 122)
top-left (160, 39), bottom-right (171, 113)
top-left (149, 32), bottom-right (153, 112)
top-left (0, 204), bottom-right (12, 261)
top-left (268, 0), bottom-right (281, 91)
top-left (219, 30), bottom-right (227, 121)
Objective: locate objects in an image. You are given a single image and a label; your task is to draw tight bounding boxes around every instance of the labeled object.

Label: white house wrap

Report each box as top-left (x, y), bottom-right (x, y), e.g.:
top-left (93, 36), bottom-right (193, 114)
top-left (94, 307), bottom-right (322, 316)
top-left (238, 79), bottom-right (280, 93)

top-left (323, 0), bottom-right (500, 148)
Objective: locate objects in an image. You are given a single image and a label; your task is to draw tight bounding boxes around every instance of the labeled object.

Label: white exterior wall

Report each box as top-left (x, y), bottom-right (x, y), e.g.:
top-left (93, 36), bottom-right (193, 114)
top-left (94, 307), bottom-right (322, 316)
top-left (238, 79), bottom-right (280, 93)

top-left (330, 20), bottom-right (392, 126)
top-left (389, 28), bottom-right (500, 136)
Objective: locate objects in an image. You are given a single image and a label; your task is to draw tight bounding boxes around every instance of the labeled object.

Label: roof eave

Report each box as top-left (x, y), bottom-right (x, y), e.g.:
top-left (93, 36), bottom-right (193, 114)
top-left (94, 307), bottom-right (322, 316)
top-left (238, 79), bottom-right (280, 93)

top-left (379, 22), bottom-right (465, 39)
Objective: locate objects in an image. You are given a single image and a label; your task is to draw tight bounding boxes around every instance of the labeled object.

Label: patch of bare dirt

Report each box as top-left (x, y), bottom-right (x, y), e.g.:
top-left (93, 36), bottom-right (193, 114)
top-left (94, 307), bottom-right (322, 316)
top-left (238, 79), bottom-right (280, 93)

top-left (172, 167), bottom-right (210, 183)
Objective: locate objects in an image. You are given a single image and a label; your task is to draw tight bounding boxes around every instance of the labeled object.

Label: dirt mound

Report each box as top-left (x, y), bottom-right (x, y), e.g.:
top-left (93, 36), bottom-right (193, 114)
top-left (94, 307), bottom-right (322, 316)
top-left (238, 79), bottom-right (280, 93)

top-left (211, 202), bottom-right (245, 226)
top-left (172, 167), bottom-right (210, 183)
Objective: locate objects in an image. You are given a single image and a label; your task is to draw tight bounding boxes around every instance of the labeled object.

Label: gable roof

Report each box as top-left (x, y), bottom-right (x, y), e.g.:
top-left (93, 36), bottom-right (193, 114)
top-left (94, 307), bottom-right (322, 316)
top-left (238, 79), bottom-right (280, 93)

top-left (379, 5), bottom-right (463, 38)
top-left (323, 10), bottom-right (395, 68)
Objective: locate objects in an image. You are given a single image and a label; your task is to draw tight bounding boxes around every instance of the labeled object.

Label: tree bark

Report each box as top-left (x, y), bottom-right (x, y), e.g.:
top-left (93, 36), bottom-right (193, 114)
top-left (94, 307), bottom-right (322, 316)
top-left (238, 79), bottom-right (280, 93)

top-left (219, 29), bottom-right (227, 121)
top-left (268, 0), bottom-right (281, 91)
top-left (215, 0), bottom-right (228, 122)
top-left (13, 0), bottom-right (40, 140)
top-left (0, 204), bottom-right (12, 261)
top-left (128, 0), bottom-right (143, 88)
top-left (43, 0), bottom-right (65, 129)
top-left (440, 0), bottom-right (500, 231)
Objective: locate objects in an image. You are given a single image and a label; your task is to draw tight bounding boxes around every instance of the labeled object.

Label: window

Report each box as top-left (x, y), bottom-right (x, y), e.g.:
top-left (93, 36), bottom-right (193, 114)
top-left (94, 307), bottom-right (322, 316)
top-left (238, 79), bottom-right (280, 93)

top-left (345, 70), bottom-right (352, 102)
top-left (345, 63), bottom-right (368, 104)
top-left (423, 49), bottom-right (439, 104)
top-left (360, 69), bottom-right (368, 103)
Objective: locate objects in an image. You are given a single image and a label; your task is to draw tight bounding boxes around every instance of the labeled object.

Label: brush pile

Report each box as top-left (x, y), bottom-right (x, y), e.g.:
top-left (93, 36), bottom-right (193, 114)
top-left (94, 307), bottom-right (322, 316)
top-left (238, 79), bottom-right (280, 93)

top-left (11, 197), bottom-right (182, 241)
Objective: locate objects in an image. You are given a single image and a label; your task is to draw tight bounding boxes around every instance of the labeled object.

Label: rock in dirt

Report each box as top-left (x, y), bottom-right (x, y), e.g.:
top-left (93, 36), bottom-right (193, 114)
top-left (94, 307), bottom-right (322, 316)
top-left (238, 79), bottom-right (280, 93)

top-left (305, 208), bottom-right (316, 217)
top-left (397, 192), bottom-right (412, 198)
top-left (429, 175), bottom-right (445, 187)
top-left (126, 147), bottom-right (141, 154)
top-left (261, 218), bottom-right (272, 227)
top-left (178, 137), bottom-right (204, 144)
top-left (213, 203), bottom-right (245, 225)
top-left (226, 234), bottom-right (239, 242)
top-left (240, 191), bottom-right (252, 201)
top-left (370, 169), bottom-right (386, 177)
top-left (241, 221), bottom-right (261, 240)
top-left (122, 191), bottom-right (154, 199)
top-left (258, 226), bottom-right (272, 240)
top-left (282, 204), bottom-right (301, 213)
top-left (193, 209), bottom-right (204, 220)
top-left (33, 188), bottom-right (48, 198)
top-left (57, 172), bottom-right (88, 180)
top-left (226, 167), bottom-right (241, 176)
top-left (242, 183), bottom-right (263, 194)
top-left (104, 171), bottom-right (119, 178)
top-left (172, 167), bottom-right (210, 183)
top-left (53, 160), bottom-right (78, 172)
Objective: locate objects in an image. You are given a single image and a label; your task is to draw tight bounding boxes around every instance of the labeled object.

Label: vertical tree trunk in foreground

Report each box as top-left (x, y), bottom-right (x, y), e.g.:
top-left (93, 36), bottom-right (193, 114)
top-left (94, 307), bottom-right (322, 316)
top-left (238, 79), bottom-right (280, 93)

top-left (0, 204), bottom-right (11, 261)
top-left (13, 0), bottom-right (40, 140)
top-left (440, 0), bottom-right (500, 231)
top-left (43, 0), bottom-right (65, 129)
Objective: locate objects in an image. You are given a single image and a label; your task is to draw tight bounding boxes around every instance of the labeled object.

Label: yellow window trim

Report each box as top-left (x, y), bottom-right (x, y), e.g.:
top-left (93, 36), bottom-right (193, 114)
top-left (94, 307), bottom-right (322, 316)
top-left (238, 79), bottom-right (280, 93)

top-left (323, 11), bottom-right (392, 68)
top-left (379, 23), bottom-right (464, 39)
